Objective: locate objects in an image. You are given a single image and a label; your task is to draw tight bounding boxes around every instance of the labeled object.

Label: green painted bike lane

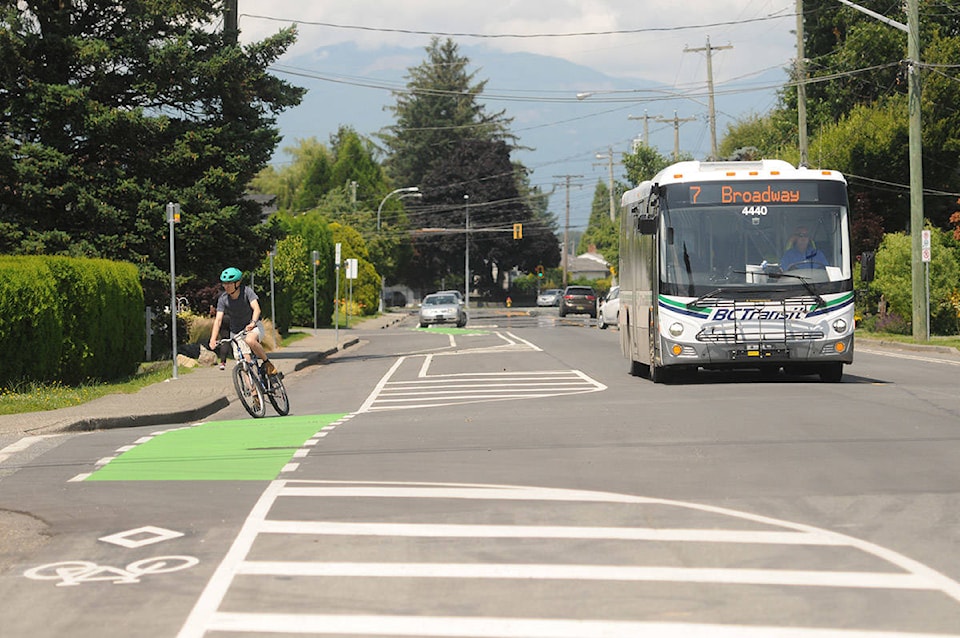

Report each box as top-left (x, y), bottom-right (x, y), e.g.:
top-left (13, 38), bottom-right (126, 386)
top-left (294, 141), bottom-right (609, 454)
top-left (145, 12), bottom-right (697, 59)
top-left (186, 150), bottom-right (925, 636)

top-left (85, 413), bottom-right (346, 481)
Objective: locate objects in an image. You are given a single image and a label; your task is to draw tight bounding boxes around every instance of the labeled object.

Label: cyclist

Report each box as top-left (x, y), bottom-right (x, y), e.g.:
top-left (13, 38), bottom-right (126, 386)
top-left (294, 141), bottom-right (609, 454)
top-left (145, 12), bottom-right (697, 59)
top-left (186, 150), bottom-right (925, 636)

top-left (209, 267), bottom-right (278, 377)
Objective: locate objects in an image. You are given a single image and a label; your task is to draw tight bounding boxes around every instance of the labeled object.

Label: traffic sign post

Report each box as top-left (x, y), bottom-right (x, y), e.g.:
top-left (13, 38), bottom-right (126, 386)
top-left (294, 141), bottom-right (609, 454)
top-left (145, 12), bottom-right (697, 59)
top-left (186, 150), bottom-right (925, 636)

top-left (922, 230), bottom-right (930, 340)
top-left (334, 243), bottom-right (341, 346)
top-left (345, 258), bottom-right (358, 329)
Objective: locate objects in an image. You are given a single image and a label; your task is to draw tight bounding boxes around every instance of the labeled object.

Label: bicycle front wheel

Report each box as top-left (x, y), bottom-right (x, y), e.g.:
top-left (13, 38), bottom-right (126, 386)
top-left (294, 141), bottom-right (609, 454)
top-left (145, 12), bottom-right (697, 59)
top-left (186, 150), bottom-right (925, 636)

top-left (266, 374), bottom-right (290, 416)
top-left (232, 364), bottom-right (266, 418)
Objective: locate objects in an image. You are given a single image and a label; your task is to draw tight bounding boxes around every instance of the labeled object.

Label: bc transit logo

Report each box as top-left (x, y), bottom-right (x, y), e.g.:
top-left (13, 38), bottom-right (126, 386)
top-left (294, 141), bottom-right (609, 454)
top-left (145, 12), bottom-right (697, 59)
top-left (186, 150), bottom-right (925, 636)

top-left (711, 307), bottom-right (808, 321)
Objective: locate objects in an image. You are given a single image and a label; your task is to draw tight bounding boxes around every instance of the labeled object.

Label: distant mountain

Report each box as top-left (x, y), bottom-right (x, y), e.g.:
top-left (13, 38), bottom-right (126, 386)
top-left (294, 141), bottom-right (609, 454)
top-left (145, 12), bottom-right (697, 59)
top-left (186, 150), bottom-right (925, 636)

top-left (270, 42), bottom-right (788, 229)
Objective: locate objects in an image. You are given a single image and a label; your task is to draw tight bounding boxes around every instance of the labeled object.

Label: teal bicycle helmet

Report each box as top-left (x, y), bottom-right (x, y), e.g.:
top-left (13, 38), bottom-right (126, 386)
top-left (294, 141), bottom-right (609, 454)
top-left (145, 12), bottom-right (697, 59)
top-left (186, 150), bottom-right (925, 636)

top-left (220, 267), bottom-right (243, 283)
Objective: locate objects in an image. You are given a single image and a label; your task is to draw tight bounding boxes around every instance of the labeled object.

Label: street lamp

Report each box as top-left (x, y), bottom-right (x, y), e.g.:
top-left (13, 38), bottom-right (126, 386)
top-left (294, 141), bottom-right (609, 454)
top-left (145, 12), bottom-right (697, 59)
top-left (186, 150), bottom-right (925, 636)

top-left (377, 186), bottom-right (419, 231)
top-left (376, 186), bottom-right (420, 311)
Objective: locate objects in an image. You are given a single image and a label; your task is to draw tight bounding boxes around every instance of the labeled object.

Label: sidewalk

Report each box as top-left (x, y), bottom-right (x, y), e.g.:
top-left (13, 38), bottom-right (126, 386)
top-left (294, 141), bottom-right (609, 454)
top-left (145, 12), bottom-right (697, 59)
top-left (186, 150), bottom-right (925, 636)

top-left (0, 312), bottom-right (409, 437)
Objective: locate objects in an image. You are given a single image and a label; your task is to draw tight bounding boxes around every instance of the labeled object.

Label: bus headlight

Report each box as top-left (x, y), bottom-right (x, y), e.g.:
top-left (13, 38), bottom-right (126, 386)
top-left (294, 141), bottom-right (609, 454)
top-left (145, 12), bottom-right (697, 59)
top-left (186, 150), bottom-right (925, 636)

top-left (832, 318), bottom-right (848, 334)
top-left (668, 322), bottom-right (684, 337)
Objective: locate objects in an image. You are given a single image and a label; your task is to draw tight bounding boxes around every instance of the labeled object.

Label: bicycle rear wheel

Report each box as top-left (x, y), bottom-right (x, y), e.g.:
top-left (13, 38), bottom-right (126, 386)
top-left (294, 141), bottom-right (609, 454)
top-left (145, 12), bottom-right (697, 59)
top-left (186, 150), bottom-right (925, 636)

top-left (266, 374), bottom-right (290, 416)
top-left (232, 364), bottom-right (266, 418)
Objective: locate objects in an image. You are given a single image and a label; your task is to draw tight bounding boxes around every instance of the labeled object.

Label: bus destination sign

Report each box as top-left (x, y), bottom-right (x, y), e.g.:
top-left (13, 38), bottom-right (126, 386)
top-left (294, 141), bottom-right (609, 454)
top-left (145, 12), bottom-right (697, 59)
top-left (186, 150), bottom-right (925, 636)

top-left (688, 182), bottom-right (820, 205)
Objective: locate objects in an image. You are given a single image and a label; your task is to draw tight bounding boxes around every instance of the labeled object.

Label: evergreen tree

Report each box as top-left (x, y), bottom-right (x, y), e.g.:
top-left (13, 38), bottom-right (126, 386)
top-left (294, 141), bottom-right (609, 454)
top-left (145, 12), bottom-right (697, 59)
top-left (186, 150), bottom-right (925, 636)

top-left (379, 37), bottom-right (517, 191)
top-left (379, 37), bottom-right (558, 295)
top-left (0, 1), bottom-right (305, 307)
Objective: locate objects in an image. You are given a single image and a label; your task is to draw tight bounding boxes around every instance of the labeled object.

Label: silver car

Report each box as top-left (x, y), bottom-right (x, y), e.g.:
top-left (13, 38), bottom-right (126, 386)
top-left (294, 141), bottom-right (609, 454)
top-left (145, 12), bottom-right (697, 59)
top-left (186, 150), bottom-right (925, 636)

top-left (536, 288), bottom-right (563, 307)
top-left (419, 293), bottom-right (468, 328)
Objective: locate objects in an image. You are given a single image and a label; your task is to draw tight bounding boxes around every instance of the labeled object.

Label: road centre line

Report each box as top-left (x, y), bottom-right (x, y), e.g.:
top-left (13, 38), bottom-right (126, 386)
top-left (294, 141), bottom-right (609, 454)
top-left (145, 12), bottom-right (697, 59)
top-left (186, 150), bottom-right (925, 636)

top-left (203, 613), bottom-right (960, 638)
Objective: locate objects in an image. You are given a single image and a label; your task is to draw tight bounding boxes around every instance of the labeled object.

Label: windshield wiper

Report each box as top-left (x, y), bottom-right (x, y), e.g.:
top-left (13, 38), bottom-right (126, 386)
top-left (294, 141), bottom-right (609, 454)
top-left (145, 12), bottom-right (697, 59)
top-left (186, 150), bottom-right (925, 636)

top-left (730, 269), bottom-right (826, 309)
top-left (688, 288), bottom-right (725, 308)
top-left (771, 271), bottom-right (826, 308)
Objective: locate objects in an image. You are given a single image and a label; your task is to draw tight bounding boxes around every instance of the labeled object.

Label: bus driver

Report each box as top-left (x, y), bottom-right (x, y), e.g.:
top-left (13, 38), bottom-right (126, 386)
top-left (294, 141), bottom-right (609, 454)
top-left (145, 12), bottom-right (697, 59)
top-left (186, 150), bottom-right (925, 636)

top-left (781, 226), bottom-right (828, 271)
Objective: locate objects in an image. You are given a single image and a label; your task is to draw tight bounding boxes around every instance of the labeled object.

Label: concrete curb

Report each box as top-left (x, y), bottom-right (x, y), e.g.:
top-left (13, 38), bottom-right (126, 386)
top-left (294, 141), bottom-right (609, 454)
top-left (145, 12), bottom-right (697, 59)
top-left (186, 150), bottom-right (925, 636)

top-left (857, 337), bottom-right (959, 355)
top-left (18, 333), bottom-right (370, 436)
top-left (61, 397), bottom-right (232, 433)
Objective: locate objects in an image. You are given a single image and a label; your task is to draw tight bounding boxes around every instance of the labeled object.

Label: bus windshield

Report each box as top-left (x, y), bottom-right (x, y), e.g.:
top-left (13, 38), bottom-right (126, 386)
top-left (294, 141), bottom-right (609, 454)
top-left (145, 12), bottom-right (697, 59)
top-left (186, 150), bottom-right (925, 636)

top-left (658, 180), bottom-right (852, 296)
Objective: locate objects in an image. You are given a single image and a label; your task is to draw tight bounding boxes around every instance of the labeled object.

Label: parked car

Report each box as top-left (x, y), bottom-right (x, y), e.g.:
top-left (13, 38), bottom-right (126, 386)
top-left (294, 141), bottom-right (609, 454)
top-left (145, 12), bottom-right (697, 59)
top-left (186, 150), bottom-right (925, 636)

top-left (558, 285), bottom-right (597, 318)
top-left (536, 288), bottom-right (564, 307)
top-left (598, 285), bottom-right (620, 329)
top-left (419, 292), bottom-right (468, 328)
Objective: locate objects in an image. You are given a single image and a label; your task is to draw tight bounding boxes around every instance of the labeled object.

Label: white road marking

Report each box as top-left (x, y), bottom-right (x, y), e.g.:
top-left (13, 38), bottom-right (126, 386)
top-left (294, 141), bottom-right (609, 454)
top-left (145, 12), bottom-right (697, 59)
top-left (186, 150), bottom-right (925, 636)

top-left (236, 560), bottom-right (932, 589)
top-left (177, 480), bottom-right (960, 638)
top-left (361, 343), bottom-right (606, 412)
top-left (0, 434), bottom-right (56, 465)
top-left (204, 613), bottom-right (959, 637)
top-left (858, 348), bottom-right (960, 367)
top-left (256, 520), bottom-right (847, 545)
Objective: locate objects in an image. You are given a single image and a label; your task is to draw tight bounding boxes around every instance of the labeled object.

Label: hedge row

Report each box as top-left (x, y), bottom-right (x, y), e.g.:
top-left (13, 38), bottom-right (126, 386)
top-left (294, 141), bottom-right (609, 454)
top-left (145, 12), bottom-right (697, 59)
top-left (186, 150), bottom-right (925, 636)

top-left (0, 256), bottom-right (145, 387)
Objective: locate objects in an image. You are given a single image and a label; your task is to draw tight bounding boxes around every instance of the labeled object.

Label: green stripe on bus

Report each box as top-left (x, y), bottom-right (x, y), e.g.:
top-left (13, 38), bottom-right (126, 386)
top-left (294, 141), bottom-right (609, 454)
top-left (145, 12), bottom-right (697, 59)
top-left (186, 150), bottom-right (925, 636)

top-left (85, 414), bottom-right (346, 481)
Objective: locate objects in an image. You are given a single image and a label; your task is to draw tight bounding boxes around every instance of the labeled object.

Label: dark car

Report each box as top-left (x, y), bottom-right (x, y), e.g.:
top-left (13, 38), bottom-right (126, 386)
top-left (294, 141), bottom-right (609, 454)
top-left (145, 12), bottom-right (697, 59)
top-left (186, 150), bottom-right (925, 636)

top-left (558, 285), bottom-right (597, 318)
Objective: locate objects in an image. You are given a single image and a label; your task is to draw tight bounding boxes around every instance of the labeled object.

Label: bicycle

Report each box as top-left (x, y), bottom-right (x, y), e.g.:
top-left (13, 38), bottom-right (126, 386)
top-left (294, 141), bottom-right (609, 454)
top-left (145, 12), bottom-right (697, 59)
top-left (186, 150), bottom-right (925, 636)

top-left (216, 332), bottom-right (290, 418)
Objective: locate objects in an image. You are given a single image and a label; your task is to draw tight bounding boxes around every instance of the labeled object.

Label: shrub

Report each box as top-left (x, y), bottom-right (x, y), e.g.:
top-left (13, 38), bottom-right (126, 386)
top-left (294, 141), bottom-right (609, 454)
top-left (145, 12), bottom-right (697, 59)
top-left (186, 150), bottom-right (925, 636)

top-left (0, 256), bottom-right (143, 387)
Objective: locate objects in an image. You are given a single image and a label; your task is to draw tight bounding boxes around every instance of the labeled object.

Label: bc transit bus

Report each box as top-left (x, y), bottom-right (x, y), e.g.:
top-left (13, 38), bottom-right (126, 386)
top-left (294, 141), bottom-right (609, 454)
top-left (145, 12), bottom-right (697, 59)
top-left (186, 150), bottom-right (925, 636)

top-left (618, 160), bottom-right (854, 383)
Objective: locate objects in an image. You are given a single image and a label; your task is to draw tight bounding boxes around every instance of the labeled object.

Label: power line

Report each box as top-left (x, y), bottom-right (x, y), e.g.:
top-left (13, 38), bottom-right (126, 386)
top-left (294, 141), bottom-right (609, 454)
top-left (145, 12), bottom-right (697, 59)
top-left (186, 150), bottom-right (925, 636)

top-left (240, 12), bottom-right (794, 39)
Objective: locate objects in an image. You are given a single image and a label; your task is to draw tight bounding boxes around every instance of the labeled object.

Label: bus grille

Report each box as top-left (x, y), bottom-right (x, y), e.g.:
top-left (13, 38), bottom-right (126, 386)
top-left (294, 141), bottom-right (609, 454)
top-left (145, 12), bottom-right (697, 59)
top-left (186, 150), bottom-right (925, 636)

top-left (693, 297), bottom-right (825, 344)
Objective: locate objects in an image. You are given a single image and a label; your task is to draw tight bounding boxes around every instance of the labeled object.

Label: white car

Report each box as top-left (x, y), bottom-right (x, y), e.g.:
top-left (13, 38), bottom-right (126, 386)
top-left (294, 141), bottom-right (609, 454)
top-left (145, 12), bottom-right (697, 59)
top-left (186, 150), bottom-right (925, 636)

top-left (419, 293), bottom-right (468, 328)
top-left (598, 286), bottom-right (620, 329)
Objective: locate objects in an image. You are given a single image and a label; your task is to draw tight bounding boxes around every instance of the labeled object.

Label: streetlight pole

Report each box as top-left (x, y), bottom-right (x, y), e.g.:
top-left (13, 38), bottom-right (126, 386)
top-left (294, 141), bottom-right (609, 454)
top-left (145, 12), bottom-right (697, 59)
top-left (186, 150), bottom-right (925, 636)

top-left (376, 186), bottom-right (419, 312)
top-left (377, 186), bottom-right (419, 231)
top-left (594, 146), bottom-right (616, 222)
top-left (268, 243), bottom-right (276, 327)
top-left (165, 202), bottom-right (180, 379)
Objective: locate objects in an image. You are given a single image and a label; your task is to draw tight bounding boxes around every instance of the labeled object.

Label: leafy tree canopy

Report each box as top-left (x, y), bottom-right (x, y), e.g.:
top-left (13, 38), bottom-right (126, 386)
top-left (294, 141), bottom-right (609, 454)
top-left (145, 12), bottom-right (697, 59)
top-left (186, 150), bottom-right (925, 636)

top-left (0, 1), bottom-right (305, 307)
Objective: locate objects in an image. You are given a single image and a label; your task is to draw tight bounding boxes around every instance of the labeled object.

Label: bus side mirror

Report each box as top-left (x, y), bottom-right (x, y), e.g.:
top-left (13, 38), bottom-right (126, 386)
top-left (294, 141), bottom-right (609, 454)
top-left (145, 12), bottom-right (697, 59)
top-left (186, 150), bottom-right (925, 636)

top-left (637, 216), bottom-right (657, 235)
top-left (860, 251), bottom-right (875, 282)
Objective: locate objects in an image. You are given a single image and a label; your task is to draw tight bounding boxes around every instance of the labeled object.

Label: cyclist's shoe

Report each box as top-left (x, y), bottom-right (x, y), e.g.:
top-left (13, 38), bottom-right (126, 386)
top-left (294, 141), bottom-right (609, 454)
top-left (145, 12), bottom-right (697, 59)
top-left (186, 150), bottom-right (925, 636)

top-left (263, 360), bottom-right (278, 377)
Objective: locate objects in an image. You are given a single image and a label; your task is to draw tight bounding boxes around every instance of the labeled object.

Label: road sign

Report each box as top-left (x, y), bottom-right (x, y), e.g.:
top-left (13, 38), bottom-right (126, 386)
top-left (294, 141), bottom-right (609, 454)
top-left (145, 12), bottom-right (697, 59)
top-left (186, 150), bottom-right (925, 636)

top-left (345, 258), bottom-right (358, 280)
top-left (921, 230), bottom-right (931, 263)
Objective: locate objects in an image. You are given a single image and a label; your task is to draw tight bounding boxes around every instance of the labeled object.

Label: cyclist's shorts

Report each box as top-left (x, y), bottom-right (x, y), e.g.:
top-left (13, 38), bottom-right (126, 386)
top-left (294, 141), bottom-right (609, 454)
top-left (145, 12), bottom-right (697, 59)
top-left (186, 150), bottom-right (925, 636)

top-left (231, 321), bottom-right (265, 357)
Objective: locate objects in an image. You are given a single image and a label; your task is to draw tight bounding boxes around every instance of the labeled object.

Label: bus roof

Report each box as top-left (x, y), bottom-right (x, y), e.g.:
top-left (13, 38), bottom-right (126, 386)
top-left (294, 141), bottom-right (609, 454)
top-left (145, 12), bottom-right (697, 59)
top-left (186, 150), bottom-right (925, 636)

top-left (621, 160), bottom-right (847, 208)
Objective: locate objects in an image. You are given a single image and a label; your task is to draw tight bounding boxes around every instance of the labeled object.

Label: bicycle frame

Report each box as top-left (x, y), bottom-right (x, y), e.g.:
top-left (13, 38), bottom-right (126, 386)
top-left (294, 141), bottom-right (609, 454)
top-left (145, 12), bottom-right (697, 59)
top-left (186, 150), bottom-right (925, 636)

top-left (216, 331), bottom-right (289, 417)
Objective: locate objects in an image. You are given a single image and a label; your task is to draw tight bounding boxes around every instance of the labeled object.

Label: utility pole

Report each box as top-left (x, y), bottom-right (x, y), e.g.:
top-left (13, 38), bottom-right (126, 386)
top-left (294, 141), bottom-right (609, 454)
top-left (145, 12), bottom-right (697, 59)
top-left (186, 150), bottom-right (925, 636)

top-left (835, 0), bottom-right (925, 340)
top-left (224, 0), bottom-right (238, 44)
top-left (656, 111), bottom-right (697, 160)
top-left (628, 112), bottom-right (661, 146)
top-left (553, 175), bottom-right (582, 286)
top-left (907, 0), bottom-right (926, 341)
top-left (594, 146), bottom-right (616, 222)
top-left (796, 0), bottom-right (808, 166)
top-left (684, 37), bottom-right (732, 160)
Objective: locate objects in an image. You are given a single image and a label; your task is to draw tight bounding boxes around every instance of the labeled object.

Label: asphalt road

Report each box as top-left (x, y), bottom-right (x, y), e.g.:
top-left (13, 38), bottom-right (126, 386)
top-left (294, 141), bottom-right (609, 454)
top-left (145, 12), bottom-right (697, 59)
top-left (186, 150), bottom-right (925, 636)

top-left (2, 308), bottom-right (960, 637)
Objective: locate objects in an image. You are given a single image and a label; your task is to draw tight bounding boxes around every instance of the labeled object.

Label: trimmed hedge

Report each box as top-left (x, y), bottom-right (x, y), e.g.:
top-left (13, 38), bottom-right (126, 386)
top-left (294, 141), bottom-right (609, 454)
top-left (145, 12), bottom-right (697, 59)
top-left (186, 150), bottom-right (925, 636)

top-left (0, 256), bottom-right (144, 387)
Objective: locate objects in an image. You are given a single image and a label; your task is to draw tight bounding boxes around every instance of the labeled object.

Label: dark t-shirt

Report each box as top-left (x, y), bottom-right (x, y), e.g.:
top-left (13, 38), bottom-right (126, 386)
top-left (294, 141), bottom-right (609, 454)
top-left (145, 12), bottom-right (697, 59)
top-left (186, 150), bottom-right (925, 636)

top-left (216, 285), bottom-right (259, 334)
